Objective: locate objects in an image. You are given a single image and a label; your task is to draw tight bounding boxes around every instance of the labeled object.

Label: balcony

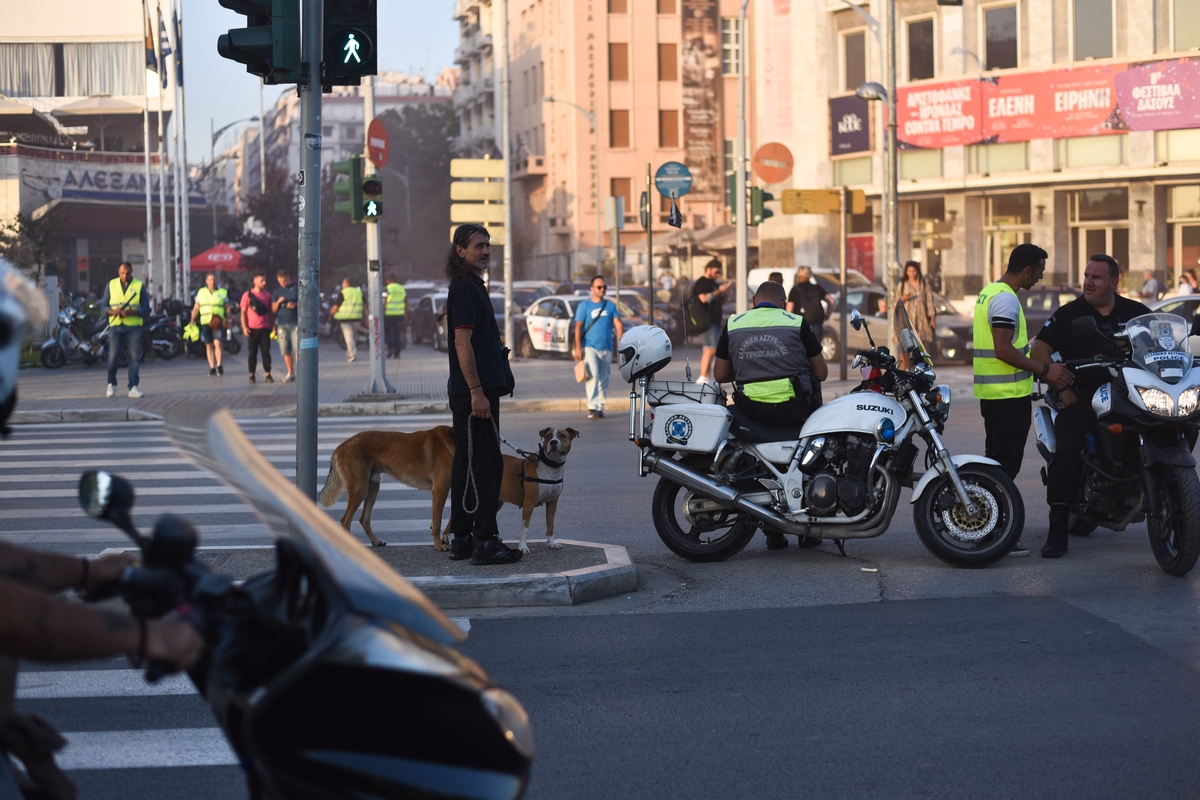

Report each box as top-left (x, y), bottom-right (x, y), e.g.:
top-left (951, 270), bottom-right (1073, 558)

top-left (453, 0), bottom-right (481, 21)
top-left (453, 76), bottom-right (494, 110)
top-left (513, 155), bottom-right (546, 181)
top-left (454, 34), bottom-right (492, 66)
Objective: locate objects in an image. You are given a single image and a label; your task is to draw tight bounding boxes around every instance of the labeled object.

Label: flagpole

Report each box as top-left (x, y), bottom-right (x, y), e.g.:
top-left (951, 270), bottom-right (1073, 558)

top-left (141, 0), bottom-right (155, 300)
top-left (172, 46), bottom-right (182, 302)
top-left (176, 0), bottom-right (192, 296)
top-left (156, 1), bottom-right (169, 305)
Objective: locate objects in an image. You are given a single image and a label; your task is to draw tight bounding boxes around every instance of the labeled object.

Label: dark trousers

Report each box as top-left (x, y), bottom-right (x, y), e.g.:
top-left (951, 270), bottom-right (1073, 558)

top-left (385, 315), bottom-right (405, 355)
top-left (979, 396), bottom-right (1031, 481)
top-left (1046, 400), bottom-right (1097, 505)
top-left (449, 388), bottom-right (502, 539)
top-left (247, 328), bottom-right (272, 376)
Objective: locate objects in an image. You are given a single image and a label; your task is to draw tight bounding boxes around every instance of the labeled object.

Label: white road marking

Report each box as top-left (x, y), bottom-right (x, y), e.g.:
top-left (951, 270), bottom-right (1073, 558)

top-left (17, 670), bottom-right (195, 699)
top-left (450, 617), bottom-right (471, 634)
top-left (0, 482), bottom-right (425, 499)
top-left (0, 499), bottom-right (445, 520)
top-left (56, 728), bottom-right (238, 770)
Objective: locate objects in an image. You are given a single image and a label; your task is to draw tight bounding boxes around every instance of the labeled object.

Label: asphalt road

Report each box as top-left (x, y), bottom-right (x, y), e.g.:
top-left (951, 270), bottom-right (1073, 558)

top-left (6, 393), bottom-right (1200, 798)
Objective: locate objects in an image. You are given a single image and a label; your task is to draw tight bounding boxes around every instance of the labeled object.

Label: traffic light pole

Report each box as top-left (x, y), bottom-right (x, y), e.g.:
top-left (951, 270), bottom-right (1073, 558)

top-left (296, 0), bottom-right (323, 500)
top-left (362, 75), bottom-right (393, 395)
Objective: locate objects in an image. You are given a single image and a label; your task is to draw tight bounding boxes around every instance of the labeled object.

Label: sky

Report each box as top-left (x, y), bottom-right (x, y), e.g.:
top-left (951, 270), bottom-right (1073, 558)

top-left (183, 0), bottom-right (459, 161)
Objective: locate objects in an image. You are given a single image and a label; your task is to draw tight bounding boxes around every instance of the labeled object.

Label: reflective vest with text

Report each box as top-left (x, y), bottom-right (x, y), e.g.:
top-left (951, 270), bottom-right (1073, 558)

top-left (972, 281), bottom-right (1033, 399)
top-left (384, 283), bottom-right (406, 316)
top-left (726, 306), bottom-right (814, 404)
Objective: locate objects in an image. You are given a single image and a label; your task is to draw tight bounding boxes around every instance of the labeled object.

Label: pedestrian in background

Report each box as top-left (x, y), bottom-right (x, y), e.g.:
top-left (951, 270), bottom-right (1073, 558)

top-left (191, 272), bottom-right (229, 377)
top-left (384, 274), bottom-right (407, 359)
top-left (272, 270), bottom-right (298, 383)
top-left (689, 259), bottom-right (731, 386)
top-left (1178, 268), bottom-right (1197, 296)
top-left (1141, 269), bottom-right (1163, 303)
top-left (330, 277), bottom-right (363, 363)
top-left (241, 271), bottom-right (275, 384)
top-left (973, 243), bottom-right (1074, 558)
top-left (897, 261), bottom-right (936, 346)
top-left (573, 275), bottom-right (624, 420)
top-left (444, 223), bottom-right (522, 566)
top-left (786, 265), bottom-right (832, 333)
top-left (102, 261), bottom-right (148, 399)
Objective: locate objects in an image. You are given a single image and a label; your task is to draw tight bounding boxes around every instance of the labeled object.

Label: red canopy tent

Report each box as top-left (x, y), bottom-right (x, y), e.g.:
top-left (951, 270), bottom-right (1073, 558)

top-left (190, 243), bottom-right (248, 272)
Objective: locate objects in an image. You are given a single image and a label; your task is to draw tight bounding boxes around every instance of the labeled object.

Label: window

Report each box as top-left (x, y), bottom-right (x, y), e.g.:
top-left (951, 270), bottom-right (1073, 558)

top-left (899, 149), bottom-right (942, 180)
top-left (984, 4), bottom-right (1018, 70)
top-left (1074, 0), bottom-right (1113, 60)
top-left (0, 42), bottom-right (143, 98)
top-left (1057, 135), bottom-right (1126, 168)
top-left (1073, 188), bottom-right (1129, 222)
top-left (834, 156), bottom-right (872, 186)
top-left (657, 0), bottom-right (676, 13)
top-left (609, 43), bottom-right (629, 82)
top-left (658, 43), bottom-right (678, 81)
top-left (1158, 129), bottom-right (1200, 163)
top-left (987, 194), bottom-right (1032, 226)
top-left (608, 0), bottom-right (627, 13)
top-left (659, 110), bottom-right (679, 148)
top-left (843, 30), bottom-right (866, 92)
top-left (1176, 0), bottom-right (1200, 52)
top-left (907, 18), bottom-right (935, 81)
top-left (611, 178), bottom-right (633, 218)
top-left (610, 110), bottom-right (630, 148)
top-left (721, 18), bottom-right (741, 76)
top-left (1170, 187), bottom-right (1200, 218)
top-left (967, 142), bottom-right (1028, 174)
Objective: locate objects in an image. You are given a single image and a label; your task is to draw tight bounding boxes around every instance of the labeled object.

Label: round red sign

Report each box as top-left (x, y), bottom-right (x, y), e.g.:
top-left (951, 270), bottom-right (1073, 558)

top-left (752, 142), bottom-right (794, 184)
top-left (367, 118), bottom-right (390, 167)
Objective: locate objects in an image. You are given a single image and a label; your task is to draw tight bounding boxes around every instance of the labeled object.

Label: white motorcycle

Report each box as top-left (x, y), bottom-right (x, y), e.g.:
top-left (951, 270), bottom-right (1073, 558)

top-left (618, 307), bottom-right (1024, 567)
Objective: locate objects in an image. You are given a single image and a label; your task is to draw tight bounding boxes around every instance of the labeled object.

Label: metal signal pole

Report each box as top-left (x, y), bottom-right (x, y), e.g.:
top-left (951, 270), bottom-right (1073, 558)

top-left (363, 74), bottom-right (392, 394)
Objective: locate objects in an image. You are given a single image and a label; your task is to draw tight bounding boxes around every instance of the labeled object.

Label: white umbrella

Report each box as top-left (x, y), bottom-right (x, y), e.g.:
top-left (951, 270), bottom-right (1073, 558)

top-left (0, 95), bottom-right (60, 136)
top-left (51, 94), bottom-right (144, 150)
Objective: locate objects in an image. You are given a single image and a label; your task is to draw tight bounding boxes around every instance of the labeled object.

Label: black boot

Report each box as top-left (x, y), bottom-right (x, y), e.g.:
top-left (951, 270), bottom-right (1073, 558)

top-left (1042, 505), bottom-right (1070, 558)
top-left (470, 536), bottom-right (523, 565)
top-left (448, 534), bottom-right (475, 561)
top-left (764, 530), bottom-right (789, 550)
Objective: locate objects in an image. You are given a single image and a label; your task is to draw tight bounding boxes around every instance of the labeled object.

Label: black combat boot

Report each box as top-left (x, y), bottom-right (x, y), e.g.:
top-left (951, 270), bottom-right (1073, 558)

top-left (448, 534), bottom-right (475, 561)
top-left (1042, 505), bottom-right (1070, 558)
top-left (470, 536), bottom-right (523, 565)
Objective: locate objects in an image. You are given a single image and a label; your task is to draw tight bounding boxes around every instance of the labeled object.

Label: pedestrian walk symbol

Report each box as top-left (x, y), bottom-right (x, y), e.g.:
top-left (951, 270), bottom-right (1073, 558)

top-left (364, 200), bottom-right (380, 218)
top-left (343, 33), bottom-right (362, 64)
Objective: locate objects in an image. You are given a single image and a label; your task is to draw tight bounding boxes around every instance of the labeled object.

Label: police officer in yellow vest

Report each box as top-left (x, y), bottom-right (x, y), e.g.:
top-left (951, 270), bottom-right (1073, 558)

top-left (190, 272), bottom-right (230, 376)
top-left (331, 277), bottom-right (364, 362)
top-left (103, 261), bottom-right (149, 399)
top-left (973, 243), bottom-right (1073, 557)
top-left (383, 275), bottom-right (407, 359)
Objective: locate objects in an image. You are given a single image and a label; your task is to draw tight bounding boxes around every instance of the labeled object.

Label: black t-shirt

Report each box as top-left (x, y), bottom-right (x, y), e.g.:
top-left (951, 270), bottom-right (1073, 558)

top-left (446, 273), bottom-right (506, 396)
top-left (787, 282), bottom-right (827, 327)
top-left (692, 277), bottom-right (725, 328)
top-left (1035, 294), bottom-right (1152, 360)
top-left (716, 306), bottom-right (822, 361)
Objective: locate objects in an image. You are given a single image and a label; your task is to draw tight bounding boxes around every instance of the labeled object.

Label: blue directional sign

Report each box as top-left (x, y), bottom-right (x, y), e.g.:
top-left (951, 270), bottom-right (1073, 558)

top-left (655, 162), bottom-right (693, 199)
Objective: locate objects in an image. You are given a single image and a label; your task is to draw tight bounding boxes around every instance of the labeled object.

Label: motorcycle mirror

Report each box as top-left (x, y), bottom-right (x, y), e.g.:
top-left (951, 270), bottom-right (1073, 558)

top-left (144, 515), bottom-right (199, 570)
top-left (78, 471), bottom-right (143, 544)
top-left (849, 309), bottom-right (865, 331)
top-left (1071, 316), bottom-right (1100, 338)
top-left (899, 329), bottom-right (921, 354)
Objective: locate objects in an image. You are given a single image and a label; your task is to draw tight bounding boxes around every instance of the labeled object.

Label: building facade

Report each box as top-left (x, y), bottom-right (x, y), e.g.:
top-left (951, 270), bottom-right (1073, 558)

top-left (757, 0), bottom-right (1200, 300)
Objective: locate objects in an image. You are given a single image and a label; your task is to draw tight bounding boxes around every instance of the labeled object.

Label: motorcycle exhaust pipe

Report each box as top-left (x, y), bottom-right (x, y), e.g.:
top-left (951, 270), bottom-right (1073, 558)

top-left (645, 452), bottom-right (806, 534)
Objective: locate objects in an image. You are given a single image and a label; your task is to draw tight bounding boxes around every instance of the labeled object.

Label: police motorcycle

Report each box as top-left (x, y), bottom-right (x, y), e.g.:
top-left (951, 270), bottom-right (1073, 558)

top-left (76, 406), bottom-right (533, 799)
top-left (619, 304), bottom-right (1024, 566)
top-left (40, 295), bottom-right (119, 369)
top-left (1031, 312), bottom-right (1200, 576)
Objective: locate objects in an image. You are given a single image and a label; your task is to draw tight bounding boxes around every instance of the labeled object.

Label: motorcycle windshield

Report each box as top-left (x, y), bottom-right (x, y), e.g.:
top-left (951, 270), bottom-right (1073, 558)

top-left (1124, 313), bottom-right (1192, 384)
top-left (165, 406), bottom-right (465, 645)
top-left (894, 299), bottom-right (935, 372)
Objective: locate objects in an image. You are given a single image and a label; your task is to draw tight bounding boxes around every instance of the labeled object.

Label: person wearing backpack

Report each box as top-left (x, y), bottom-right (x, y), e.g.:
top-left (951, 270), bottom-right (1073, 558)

top-left (573, 276), bottom-right (625, 419)
top-left (689, 259), bottom-right (731, 386)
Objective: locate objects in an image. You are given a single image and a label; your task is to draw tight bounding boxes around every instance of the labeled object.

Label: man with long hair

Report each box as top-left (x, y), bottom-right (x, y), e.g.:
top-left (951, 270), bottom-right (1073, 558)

top-left (443, 224), bottom-right (522, 565)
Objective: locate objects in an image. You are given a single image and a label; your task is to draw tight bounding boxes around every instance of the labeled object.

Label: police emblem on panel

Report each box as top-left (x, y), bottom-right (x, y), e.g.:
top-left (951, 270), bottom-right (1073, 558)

top-left (665, 414), bottom-right (693, 446)
top-left (1159, 322), bottom-right (1176, 351)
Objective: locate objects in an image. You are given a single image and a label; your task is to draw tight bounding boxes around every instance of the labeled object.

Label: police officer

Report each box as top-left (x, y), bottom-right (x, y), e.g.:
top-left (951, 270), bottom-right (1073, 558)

top-left (190, 272), bottom-right (229, 376)
top-left (1031, 254), bottom-right (1150, 558)
top-left (973, 244), bottom-right (1074, 557)
top-left (102, 261), bottom-right (148, 398)
top-left (383, 274), bottom-right (407, 359)
top-left (331, 277), bottom-right (364, 363)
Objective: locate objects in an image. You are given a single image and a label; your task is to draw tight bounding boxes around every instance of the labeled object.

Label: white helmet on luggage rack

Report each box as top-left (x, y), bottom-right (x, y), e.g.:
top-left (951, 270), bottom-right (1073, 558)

top-left (618, 325), bottom-right (672, 383)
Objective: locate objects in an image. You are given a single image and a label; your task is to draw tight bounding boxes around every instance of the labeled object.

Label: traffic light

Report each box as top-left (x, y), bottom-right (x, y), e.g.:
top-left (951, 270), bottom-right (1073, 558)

top-left (324, 0), bottom-right (377, 88)
top-left (332, 154), bottom-right (364, 222)
top-left (216, 0), bottom-right (301, 84)
top-left (726, 173), bottom-right (737, 223)
top-left (362, 172), bottom-right (383, 220)
top-left (750, 187), bottom-right (775, 226)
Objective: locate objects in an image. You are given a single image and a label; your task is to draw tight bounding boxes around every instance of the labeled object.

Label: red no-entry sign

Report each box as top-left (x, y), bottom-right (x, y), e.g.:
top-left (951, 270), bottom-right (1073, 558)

top-left (367, 118), bottom-right (389, 167)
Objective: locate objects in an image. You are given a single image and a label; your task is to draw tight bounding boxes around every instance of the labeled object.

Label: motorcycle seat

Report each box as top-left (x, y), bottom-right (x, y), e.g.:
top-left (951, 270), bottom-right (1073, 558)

top-left (727, 404), bottom-right (803, 444)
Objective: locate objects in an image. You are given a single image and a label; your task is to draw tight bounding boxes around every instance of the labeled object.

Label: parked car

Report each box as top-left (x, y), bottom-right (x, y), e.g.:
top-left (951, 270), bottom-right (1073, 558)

top-left (516, 294), bottom-right (639, 358)
top-left (745, 266), bottom-right (874, 297)
top-left (429, 294), bottom-right (511, 352)
top-left (488, 287), bottom-right (544, 312)
top-left (1018, 286), bottom-right (1081, 332)
top-left (409, 292), bottom-right (446, 345)
top-left (821, 287), bottom-right (972, 364)
top-left (512, 280), bottom-right (558, 298)
top-left (555, 281), bottom-right (592, 296)
top-left (614, 288), bottom-right (682, 342)
top-left (1151, 295), bottom-right (1200, 323)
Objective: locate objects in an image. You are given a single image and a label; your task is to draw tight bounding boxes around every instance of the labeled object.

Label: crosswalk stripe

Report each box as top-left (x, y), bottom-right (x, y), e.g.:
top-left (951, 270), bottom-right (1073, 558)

top-left (18, 670), bottom-right (195, 699)
top-left (0, 499), bottom-right (442, 521)
top-left (57, 728), bottom-right (238, 770)
top-left (0, 520), bottom-right (441, 545)
top-left (0, 482), bottom-right (424, 499)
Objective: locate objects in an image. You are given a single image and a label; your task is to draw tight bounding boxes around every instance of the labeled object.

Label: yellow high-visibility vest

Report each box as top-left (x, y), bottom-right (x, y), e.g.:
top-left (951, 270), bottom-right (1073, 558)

top-left (972, 281), bottom-right (1033, 399)
top-left (107, 278), bottom-right (143, 326)
top-left (195, 287), bottom-right (228, 325)
top-left (335, 286), bottom-right (364, 320)
top-left (726, 306), bottom-right (812, 404)
top-left (384, 283), bottom-right (406, 316)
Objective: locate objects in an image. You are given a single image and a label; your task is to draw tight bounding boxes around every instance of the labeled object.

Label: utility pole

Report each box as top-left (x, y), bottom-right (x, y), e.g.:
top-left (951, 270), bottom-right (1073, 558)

top-left (885, 0), bottom-right (899, 344)
top-left (734, 0), bottom-right (749, 315)
top-left (258, 82), bottom-right (267, 196)
top-left (645, 162), bottom-right (653, 329)
top-left (362, 75), bottom-right (393, 394)
top-left (296, 0), bottom-right (323, 500)
top-left (498, 0), bottom-right (514, 351)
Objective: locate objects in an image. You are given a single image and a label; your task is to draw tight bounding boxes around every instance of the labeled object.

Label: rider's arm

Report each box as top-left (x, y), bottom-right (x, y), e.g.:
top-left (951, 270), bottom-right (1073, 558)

top-left (810, 354), bottom-right (829, 383)
top-left (0, 542), bottom-right (132, 594)
top-left (713, 325), bottom-right (734, 382)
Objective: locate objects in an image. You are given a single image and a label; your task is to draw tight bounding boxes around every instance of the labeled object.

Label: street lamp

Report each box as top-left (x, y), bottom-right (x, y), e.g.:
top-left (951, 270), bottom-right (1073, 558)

top-left (543, 95), bottom-right (603, 274)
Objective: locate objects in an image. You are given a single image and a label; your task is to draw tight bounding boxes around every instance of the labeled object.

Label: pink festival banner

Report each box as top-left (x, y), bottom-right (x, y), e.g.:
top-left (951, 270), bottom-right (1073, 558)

top-left (895, 58), bottom-right (1200, 150)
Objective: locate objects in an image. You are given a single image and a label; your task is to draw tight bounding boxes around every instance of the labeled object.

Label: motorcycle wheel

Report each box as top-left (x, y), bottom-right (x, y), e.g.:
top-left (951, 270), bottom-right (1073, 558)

top-left (651, 473), bottom-right (757, 562)
top-left (1146, 465), bottom-right (1200, 577)
top-left (225, 335), bottom-right (242, 355)
top-left (913, 464), bottom-right (1024, 568)
top-left (157, 333), bottom-right (183, 360)
top-left (40, 346), bottom-right (66, 369)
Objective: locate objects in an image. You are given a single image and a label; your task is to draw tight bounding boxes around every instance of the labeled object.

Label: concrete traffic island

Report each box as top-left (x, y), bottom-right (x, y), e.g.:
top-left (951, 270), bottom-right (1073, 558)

top-left (119, 539), bottom-right (638, 610)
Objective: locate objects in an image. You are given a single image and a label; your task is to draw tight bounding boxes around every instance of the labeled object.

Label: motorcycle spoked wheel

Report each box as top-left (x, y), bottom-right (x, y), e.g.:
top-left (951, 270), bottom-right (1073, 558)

top-left (913, 464), bottom-right (1024, 568)
top-left (1146, 465), bottom-right (1200, 577)
top-left (40, 346), bottom-right (66, 369)
top-left (651, 473), bottom-right (758, 562)
top-left (157, 333), bottom-right (183, 360)
top-left (224, 335), bottom-right (242, 355)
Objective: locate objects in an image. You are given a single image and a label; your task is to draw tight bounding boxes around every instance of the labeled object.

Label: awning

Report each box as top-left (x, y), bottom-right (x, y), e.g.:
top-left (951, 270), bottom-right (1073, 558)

top-left (51, 94), bottom-right (144, 150)
top-left (190, 243), bottom-right (247, 272)
top-left (0, 96), bottom-right (60, 136)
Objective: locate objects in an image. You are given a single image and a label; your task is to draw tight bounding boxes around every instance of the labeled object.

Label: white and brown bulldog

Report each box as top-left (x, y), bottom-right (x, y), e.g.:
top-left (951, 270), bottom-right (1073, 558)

top-left (498, 427), bottom-right (580, 554)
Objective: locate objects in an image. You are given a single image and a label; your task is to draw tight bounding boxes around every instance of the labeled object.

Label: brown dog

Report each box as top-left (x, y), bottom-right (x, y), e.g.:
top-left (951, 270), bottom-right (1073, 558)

top-left (318, 426), bottom-right (455, 549)
top-left (498, 427), bottom-right (580, 554)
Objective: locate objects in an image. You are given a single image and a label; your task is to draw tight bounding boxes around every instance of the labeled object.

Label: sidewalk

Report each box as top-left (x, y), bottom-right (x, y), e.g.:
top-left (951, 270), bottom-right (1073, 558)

top-left (11, 338), bottom-right (978, 423)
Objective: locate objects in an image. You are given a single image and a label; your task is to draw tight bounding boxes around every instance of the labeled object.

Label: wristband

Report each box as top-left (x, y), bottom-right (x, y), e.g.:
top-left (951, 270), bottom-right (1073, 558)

top-left (1041, 362), bottom-right (1050, 378)
top-left (77, 558), bottom-right (90, 591)
top-left (469, 384), bottom-right (482, 390)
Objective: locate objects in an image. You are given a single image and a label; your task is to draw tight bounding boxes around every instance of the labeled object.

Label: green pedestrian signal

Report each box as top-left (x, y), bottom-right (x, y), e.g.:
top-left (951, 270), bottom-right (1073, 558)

top-left (323, 0), bottom-right (377, 88)
top-left (362, 173), bottom-right (383, 220)
top-left (216, 0), bottom-right (301, 85)
top-left (750, 187), bottom-right (775, 226)
top-left (332, 155), bottom-right (364, 223)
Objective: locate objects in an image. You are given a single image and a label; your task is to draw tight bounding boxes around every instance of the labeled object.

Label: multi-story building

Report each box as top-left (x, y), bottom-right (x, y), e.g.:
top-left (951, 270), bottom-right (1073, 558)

top-left (0, 0), bottom-right (194, 295)
top-left (459, 0), bottom-right (759, 281)
top-left (759, 0), bottom-right (1200, 300)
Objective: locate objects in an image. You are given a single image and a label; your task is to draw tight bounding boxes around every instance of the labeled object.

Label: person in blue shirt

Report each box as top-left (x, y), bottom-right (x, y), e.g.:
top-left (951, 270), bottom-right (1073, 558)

top-left (572, 275), bottom-right (625, 419)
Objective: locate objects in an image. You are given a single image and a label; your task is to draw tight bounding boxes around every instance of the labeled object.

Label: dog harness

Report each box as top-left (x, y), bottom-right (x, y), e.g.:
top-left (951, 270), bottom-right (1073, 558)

top-left (519, 446), bottom-right (565, 507)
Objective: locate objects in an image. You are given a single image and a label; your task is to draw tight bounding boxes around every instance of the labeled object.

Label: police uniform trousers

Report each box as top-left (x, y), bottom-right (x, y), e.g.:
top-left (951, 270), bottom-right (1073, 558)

top-left (385, 315), bottom-right (405, 355)
top-left (1046, 399), bottom-right (1097, 506)
top-left (448, 388), bottom-right (503, 540)
top-left (979, 396), bottom-right (1032, 481)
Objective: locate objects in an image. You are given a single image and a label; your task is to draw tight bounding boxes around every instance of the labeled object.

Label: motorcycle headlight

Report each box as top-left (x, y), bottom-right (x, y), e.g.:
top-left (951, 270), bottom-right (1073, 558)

top-left (1136, 386), bottom-right (1175, 417)
top-left (1178, 388), bottom-right (1200, 417)
top-left (934, 384), bottom-right (951, 420)
top-left (875, 417), bottom-right (895, 443)
top-left (481, 688), bottom-right (535, 759)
